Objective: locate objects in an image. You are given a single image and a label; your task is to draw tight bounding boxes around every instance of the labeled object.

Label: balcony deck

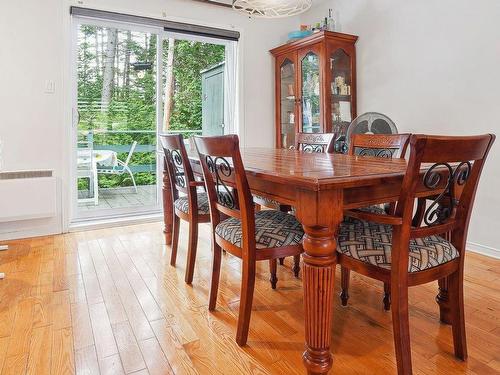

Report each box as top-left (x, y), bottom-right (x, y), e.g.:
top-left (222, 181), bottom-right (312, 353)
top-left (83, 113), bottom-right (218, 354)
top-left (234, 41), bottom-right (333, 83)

top-left (78, 184), bottom-right (157, 210)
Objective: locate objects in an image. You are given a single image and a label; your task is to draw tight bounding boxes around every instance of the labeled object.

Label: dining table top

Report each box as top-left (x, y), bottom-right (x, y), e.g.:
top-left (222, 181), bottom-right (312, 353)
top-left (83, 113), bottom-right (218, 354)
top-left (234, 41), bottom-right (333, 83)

top-left (187, 147), bottom-right (409, 190)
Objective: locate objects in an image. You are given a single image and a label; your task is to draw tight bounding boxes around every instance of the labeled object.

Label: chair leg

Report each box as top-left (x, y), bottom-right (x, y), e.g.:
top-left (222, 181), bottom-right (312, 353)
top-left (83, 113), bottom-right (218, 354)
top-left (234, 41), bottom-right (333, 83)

top-left (340, 266), bottom-right (350, 306)
top-left (126, 166), bottom-right (138, 193)
top-left (292, 255), bottom-right (300, 277)
top-left (436, 277), bottom-right (452, 324)
top-left (236, 259), bottom-right (256, 346)
top-left (184, 220), bottom-right (198, 284)
top-left (383, 282), bottom-right (391, 311)
top-left (170, 215), bottom-right (180, 267)
top-left (208, 242), bottom-right (222, 311)
top-left (448, 270), bottom-right (467, 360)
top-left (269, 259), bottom-right (278, 289)
top-left (92, 168), bottom-right (99, 206)
top-left (278, 257), bottom-right (284, 265)
top-left (391, 281), bottom-right (413, 375)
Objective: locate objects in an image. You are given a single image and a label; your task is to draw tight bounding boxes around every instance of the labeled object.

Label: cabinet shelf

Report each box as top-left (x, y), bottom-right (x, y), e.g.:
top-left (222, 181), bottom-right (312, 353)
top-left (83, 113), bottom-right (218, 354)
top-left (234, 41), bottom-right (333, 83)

top-left (331, 94), bottom-right (351, 101)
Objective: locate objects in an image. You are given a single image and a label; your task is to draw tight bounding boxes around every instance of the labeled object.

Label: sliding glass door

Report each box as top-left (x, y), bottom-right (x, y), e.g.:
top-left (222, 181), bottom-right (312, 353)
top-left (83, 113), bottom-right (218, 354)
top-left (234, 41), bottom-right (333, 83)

top-left (72, 19), bottom-right (162, 221)
top-left (71, 15), bottom-right (237, 223)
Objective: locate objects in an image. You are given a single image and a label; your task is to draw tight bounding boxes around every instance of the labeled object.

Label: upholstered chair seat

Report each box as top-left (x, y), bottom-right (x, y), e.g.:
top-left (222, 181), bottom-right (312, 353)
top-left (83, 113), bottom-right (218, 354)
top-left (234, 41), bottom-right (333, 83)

top-left (174, 193), bottom-right (210, 214)
top-left (253, 195), bottom-right (282, 209)
top-left (338, 219), bottom-right (460, 272)
top-left (216, 210), bottom-right (304, 249)
top-left (357, 205), bottom-right (387, 215)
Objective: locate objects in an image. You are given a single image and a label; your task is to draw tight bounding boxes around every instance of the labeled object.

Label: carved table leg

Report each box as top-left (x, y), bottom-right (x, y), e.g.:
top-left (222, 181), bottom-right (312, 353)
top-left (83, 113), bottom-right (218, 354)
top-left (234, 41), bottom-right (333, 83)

top-left (297, 189), bottom-right (343, 375)
top-left (162, 156), bottom-right (173, 245)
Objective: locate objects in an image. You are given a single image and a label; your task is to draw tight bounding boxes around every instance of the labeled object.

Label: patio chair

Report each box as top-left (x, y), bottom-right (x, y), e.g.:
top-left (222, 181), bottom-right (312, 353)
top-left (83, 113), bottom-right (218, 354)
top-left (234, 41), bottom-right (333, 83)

top-left (97, 141), bottom-right (138, 193)
top-left (77, 137), bottom-right (99, 206)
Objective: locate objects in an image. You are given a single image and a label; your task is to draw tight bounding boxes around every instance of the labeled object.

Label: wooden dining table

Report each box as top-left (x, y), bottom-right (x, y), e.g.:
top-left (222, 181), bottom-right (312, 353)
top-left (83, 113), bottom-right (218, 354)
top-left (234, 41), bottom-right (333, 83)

top-left (161, 147), bottom-right (448, 374)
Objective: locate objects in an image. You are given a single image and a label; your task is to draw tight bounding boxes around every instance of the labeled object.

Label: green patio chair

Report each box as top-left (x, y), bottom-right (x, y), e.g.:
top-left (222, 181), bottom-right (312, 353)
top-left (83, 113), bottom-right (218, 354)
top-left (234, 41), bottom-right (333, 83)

top-left (97, 141), bottom-right (138, 193)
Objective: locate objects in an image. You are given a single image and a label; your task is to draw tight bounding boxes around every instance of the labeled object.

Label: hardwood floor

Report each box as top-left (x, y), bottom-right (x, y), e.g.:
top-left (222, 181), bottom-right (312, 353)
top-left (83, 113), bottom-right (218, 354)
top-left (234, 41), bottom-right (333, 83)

top-left (0, 222), bottom-right (498, 375)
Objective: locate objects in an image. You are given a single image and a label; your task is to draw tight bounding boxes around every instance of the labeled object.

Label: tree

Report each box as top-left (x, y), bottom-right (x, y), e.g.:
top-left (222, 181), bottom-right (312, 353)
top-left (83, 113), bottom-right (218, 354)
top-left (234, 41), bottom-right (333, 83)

top-left (163, 38), bottom-right (175, 132)
top-left (123, 31), bottom-right (132, 94)
top-left (101, 28), bottom-right (118, 112)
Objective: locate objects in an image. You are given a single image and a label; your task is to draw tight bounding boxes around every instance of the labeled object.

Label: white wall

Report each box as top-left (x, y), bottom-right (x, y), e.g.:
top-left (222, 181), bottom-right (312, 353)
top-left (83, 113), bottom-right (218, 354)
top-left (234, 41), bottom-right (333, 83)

top-left (0, 0), bottom-right (296, 240)
top-left (304, 0), bottom-right (500, 257)
top-left (0, 0), bottom-right (64, 239)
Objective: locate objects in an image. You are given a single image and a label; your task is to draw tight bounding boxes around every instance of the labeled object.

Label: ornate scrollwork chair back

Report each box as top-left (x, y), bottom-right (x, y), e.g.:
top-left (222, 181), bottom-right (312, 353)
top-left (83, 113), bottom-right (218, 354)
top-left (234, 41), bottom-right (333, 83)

top-left (349, 133), bottom-right (411, 159)
top-left (160, 134), bottom-right (195, 200)
top-left (194, 135), bottom-right (254, 248)
top-left (294, 132), bottom-right (336, 153)
top-left (396, 134), bottom-right (495, 246)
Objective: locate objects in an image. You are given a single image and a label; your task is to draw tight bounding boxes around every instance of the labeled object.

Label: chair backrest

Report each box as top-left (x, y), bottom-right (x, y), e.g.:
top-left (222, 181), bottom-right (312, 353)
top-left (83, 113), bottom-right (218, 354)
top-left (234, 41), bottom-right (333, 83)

top-left (77, 133), bottom-right (94, 171)
top-left (194, 135), bottom-right (257, 254)
top-left (393, 134), bottom-right (495, 273)
top-left (159, 134), bottom-right (196, 203)
top-left (295, 132), bottom-right (336, 153)
top-left (348, 133), bottom-right (411, 159)
top-left (123, 141), bottom-right (138, 167)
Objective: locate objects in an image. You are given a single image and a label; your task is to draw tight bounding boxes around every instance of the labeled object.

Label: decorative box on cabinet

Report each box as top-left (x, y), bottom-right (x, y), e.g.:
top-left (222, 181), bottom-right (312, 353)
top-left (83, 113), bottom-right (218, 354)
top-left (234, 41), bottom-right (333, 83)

top-left (270, 31), bottom-right (358, 150)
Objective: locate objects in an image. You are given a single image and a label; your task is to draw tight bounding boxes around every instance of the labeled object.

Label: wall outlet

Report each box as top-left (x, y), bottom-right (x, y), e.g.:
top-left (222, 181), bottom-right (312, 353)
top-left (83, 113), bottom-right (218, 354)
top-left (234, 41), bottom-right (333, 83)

top-left (45, 80), bottom-right (56, 94)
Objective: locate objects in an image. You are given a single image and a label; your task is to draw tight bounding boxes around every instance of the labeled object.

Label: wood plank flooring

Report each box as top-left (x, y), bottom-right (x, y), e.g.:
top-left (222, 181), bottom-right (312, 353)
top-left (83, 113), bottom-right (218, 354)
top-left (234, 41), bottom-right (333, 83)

top-left (0, 222), bottom-right (499, 374)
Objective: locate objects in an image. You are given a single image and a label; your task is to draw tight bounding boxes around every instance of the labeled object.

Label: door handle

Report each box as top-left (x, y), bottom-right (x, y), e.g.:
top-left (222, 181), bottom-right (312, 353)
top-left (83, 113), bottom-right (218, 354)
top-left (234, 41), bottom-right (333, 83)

top-left (72, 108), bottom-right (80, 128)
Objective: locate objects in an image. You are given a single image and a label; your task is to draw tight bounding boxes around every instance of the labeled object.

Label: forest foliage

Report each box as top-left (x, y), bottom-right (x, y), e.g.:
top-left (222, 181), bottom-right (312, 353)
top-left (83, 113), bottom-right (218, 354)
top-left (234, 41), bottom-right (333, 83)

top-left (77, 25), bottom-right (225, 189)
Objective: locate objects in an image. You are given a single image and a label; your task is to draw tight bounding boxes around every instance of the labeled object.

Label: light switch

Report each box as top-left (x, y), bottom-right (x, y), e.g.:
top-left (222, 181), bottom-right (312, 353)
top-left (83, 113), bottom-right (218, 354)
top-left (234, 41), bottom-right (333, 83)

top-left (45, 80), bottom-right (55, 94)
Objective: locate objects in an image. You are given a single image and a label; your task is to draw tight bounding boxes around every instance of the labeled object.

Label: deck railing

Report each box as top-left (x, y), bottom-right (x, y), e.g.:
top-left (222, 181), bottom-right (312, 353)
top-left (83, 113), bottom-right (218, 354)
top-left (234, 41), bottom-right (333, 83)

top-left (78, 129), bottom-right (202, 174)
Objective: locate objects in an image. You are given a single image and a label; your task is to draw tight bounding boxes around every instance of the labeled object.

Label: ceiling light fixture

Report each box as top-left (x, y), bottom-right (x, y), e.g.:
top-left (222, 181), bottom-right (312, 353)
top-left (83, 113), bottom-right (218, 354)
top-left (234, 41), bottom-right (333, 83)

top-left (232, 0), bottom-right (312, 18)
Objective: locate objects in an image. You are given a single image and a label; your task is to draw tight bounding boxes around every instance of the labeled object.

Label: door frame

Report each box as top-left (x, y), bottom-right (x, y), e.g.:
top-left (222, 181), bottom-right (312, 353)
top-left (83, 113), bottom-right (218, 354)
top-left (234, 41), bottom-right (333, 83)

top-left (162, 30), bottom-right (238, 136)
top-left (69, 17), bottom-right (164, 224)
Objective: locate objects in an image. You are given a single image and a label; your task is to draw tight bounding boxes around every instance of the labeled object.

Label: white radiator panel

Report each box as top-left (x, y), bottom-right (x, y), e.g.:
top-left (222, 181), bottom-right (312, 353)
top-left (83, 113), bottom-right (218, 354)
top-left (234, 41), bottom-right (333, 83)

top-left (0, 176), bottom-right (57, 222)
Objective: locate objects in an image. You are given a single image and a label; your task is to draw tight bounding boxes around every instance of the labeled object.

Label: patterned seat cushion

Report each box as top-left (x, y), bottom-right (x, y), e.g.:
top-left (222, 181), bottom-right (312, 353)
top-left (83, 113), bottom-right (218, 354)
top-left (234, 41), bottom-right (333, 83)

top-left (215, 210), bottom-right (304, 249)
top-left (338, 220), bottom-right (459, 272)
top-left (254, 194), bottom-right (282, 209)
top-left (174, 193), bottom-right (209, 214)
top-left (358, 205), bottom-right (386, 215)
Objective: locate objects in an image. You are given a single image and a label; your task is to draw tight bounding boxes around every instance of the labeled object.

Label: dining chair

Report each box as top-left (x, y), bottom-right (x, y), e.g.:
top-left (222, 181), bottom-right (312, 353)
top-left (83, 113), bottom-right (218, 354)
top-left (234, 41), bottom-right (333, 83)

top-left (294, 132), bottom-right (336, 153)
top-left (97, 141), bottom-right (138, 193)
top-left (254, 132), bottom-right (336, 275)
top-left (340, 133), bottom-right (411, 309)
top-left (77, 135), bottom-right (99, 206)
top-left (160, 134), bottom-right (211, 284)
top-left (336, 134), bottom-right (495, 374)
top-left (194, 134), bottom-right (304, 346)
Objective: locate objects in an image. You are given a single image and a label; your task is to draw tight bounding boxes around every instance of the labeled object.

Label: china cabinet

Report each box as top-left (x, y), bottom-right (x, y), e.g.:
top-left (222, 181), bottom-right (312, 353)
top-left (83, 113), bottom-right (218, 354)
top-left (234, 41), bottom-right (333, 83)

top-left (270, 31), bottom-right (358, 150)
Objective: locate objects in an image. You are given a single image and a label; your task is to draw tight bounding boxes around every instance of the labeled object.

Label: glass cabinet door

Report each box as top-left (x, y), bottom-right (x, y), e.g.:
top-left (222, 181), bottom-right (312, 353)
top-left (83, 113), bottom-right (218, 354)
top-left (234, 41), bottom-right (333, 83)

top-left (279, 58), bottom-right (296, 148)
top-left (330, 49), bottom-right (353, 149)
top-left (300, 52), bottom-right (321, 133)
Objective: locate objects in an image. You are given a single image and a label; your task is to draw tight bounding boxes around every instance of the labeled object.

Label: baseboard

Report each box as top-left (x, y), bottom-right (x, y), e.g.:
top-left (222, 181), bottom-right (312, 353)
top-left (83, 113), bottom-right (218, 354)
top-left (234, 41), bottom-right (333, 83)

top-left (69, 212), bottom-right (163, 232)
top-left (467, 241), bottom-right (500, 260)
top-left (0, 226), bottom-right (61, 242)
